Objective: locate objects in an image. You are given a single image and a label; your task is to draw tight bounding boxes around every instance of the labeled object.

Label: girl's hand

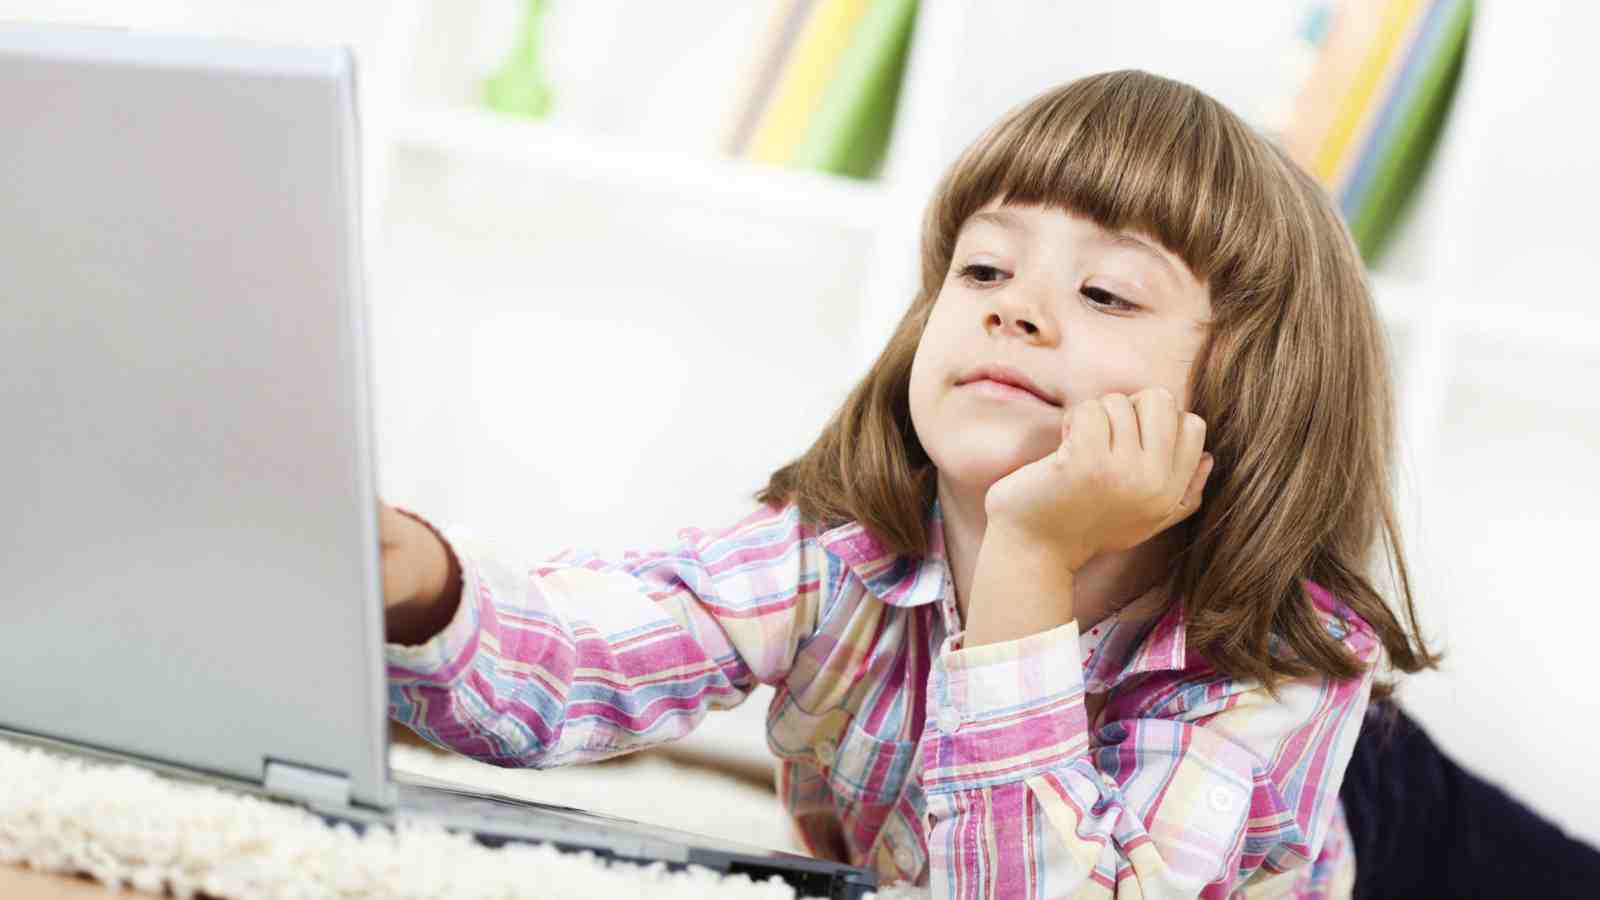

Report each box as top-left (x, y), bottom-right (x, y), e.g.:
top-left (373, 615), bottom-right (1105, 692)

top-left (983, 387), bottom-right (1214, 574)
top-left (379, 502), bottom-right (461, 644)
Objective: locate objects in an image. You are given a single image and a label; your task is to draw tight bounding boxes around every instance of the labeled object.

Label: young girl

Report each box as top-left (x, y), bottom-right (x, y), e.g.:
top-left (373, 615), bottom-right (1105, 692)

top-left (376, 70), bottom-right (1590, 897)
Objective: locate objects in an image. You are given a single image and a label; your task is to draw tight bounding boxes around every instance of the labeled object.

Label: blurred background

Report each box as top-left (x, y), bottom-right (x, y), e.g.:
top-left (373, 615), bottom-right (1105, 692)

top-left (7, 0), bottom-right (1597, 847)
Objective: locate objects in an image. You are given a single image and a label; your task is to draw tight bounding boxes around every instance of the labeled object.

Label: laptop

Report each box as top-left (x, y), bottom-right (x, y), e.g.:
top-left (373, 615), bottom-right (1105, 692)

top-left (0, 22), bottom-right (877, 900)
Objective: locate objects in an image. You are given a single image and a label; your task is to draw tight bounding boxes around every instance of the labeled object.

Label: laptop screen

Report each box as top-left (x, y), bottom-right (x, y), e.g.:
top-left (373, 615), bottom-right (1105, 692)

top-left (0, 24), bottom-right (392, 809)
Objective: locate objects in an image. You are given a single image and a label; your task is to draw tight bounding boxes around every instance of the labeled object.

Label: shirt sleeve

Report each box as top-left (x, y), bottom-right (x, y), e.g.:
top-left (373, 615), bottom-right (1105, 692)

top-left (918, 614), bottom-right (1379, 898)
top-left (384, 500), bottom-right (825, 769)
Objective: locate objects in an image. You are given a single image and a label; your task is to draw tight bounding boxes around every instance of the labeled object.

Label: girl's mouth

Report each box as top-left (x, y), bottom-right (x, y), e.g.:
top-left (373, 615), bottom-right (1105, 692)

top-left (954, 364), bottom-right (1062, 406)
top-left (962, 378), bottom-right (1059, 407)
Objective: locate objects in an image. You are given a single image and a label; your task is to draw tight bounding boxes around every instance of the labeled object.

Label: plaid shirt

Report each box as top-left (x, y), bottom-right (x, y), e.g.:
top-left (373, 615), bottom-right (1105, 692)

top-left (387, 498), bottom-right (1378, 897)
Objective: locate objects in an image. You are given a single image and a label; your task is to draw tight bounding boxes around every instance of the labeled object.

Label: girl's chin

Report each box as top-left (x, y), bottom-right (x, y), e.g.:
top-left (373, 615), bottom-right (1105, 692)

top-left (935, 454), bottom-right (1043, 494)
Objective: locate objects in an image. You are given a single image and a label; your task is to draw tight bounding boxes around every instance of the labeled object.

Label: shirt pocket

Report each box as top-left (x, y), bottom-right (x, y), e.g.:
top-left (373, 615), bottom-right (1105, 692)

top-left (823, 713), bottom-right (917, 806)
top-left (768, 690), bottom-right (916, 807)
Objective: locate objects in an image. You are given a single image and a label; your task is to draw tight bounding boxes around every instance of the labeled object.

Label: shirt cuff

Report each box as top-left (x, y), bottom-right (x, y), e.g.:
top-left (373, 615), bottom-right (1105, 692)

top-left (920, 619), bottom-right (1091, 794)
top-left (383, 519), bottom-right (487, 687)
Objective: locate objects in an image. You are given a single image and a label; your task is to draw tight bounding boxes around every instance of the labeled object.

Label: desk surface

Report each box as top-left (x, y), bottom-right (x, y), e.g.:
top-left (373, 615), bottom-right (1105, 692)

top-left (0, 732), bottom-right (450, 899)
top-left (2, 727), bottom-right (765, 898)
top-left (0, 863), bottom-right (120, 899)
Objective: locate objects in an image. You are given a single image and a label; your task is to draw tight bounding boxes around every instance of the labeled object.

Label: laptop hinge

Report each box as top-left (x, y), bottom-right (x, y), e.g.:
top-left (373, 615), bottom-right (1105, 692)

top-left (263, 759), bottom-right (351, 812)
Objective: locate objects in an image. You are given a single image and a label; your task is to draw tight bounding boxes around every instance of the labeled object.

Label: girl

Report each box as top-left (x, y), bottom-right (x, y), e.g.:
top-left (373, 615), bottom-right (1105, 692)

top-left (377, 70), bottom-right (1590, 897)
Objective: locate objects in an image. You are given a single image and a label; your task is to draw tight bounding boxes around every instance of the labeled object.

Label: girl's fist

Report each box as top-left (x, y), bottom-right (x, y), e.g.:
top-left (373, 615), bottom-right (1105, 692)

top-left (378, 503), bottom-right (450, 609)
top-left (984, 387), bottom-right (1214, 572)
top-left (379, 503), bottom-right (462, 644)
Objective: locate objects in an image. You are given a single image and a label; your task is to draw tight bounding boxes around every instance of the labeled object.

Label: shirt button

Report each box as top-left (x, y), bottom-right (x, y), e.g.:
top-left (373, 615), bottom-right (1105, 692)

top-left (1209, 786), bottom-right (1234, 813)
top-left (816, 739), bottom-right (837, 767)
top-left (935, 707), bottom-right (962, 735)
top-left (894, 844), bottom-right (917, 873)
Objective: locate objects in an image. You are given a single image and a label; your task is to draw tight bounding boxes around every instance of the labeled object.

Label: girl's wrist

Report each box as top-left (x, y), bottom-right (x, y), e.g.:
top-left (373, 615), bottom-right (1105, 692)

top-left (392, 508), bottom-right (461, 600)
top-left (387, 508), bottom-right (464, 645)
top-left (964, 532), bottom-right (1081, 649)
top-left (982, 523), bottom-right (1092, 576)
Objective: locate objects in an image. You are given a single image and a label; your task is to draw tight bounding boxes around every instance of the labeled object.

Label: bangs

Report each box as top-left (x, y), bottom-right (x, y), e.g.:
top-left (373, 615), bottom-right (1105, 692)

top-left (938, 71), bottom-right (1290, 292)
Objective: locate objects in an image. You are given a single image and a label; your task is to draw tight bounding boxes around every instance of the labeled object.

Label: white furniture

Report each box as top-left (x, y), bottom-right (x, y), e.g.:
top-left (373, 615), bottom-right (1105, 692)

top-left (360, 0), bottom-right (1600, 846)
top-left (20, 0), bottom-right (1596, 845)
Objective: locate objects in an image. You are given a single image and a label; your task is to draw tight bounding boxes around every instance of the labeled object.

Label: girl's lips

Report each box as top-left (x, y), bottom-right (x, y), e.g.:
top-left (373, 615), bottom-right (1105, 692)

top-left (955, 363), bottom-right (1062, 406)
top-left (962, 378), bottom-right (1057, 406)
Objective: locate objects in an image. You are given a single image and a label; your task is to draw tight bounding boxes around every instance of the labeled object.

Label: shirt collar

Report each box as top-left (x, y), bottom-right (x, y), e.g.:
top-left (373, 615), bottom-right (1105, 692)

top-left (816, 499), bottom-right (1189, 690)
top-left (815, 498), bottom-right (949, 609)
top-left (1077, 580), bottom-right (1187, 692)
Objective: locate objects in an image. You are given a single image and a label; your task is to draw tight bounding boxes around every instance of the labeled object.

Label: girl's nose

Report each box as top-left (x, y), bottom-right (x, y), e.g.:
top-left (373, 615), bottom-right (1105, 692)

top-left (985, 288), bottom-right (1053, 341)
top-left (987, 309), bottom-right (1041, 337)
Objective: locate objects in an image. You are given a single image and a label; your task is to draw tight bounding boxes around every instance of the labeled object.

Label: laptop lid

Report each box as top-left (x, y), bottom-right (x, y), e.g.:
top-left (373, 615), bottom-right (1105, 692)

top-left (0, 23), bottom-right (392, 810)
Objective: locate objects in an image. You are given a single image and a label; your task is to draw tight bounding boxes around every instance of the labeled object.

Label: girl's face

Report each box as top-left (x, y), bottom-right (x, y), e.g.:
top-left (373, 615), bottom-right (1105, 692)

top-left (909, 201), bottom-right (1213, 495)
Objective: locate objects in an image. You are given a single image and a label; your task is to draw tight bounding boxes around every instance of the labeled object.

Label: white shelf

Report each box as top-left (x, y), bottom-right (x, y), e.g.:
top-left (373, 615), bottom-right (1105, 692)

top-left (1447, 302), bottom-right (1600, 355)
top-left (357, 0), bottom-right (1600, 847)
top-left (1369, 274), bottom-right (1600, 355)
top-left (388, 103), bottom-right (887, 231)
top-left (1369, 273), bottom-right (1426, 331)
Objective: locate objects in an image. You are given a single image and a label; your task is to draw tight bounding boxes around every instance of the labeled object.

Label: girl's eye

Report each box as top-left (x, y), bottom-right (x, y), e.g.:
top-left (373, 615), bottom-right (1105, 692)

top-left (957, 264), bottom-right (1006, 285)
top-left (1081, 286), bottom-right (1136, 312)
top-left (957, 266), bottom-right (1137, 312)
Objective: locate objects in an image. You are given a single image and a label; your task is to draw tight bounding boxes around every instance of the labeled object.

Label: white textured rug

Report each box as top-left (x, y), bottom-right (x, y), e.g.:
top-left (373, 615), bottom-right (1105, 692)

top-left (0, 736), bottom-right (925, 899)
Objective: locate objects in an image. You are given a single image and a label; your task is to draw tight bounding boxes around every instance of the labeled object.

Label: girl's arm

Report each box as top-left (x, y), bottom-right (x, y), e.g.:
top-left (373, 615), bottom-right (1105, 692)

top-left (383, 501), bottom-right (824, 769)
top-left (919, 582), bottom-right (1379, 898)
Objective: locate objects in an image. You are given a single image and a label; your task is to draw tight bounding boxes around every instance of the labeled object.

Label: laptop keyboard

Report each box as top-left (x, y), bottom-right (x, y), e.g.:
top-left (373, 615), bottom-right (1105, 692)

top-left (391, 770), bottom-right (692, 861)
top-left (388, 770), bottom-right (876, 900)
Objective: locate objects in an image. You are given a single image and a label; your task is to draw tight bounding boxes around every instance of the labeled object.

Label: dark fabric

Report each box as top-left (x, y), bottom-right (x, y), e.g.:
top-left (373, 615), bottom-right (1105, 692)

top-left (1338, 699), bottom-right (1600, 899)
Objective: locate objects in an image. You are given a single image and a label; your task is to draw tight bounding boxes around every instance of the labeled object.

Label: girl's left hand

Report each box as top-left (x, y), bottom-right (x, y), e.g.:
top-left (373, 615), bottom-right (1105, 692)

top-left (983, 387), bottom-right (1214, 574)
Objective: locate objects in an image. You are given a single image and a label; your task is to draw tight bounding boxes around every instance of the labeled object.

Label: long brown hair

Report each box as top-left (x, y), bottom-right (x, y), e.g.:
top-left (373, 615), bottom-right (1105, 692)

top-left (757, 70), bottom-right (1441, 702)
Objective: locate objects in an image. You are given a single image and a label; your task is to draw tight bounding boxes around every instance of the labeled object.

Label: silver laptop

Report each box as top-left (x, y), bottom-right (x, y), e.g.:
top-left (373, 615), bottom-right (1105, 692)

top-left (0, 22), bottom-right (876, 899)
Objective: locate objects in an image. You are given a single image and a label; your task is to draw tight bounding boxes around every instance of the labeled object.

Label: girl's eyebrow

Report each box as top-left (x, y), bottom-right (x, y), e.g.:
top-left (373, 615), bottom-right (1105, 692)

top-left (967, 209), bottom-right (1028, 232)
top-left (965, 209), bottom-right (1184, 287)
top-left (1102, 231), bottom-right (1185, 288)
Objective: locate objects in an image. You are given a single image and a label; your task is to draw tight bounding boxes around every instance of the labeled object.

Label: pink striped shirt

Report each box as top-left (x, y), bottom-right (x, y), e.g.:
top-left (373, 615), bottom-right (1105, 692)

top-left (386, 498), bottom-right (1379, 897)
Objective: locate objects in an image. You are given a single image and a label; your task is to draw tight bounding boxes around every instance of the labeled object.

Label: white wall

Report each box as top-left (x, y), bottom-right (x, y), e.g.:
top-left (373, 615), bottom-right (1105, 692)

top-left (881, 2), bottom-right (1600, 847)
top-left (10, 0), bottom-right (1597, 846)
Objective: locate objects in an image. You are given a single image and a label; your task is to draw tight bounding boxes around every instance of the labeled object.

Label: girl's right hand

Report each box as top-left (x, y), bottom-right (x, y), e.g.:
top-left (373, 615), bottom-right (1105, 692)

top-left (983, 387), bottom-right (1212, 574)
top-left (378, 502), bottom-right (461, 643)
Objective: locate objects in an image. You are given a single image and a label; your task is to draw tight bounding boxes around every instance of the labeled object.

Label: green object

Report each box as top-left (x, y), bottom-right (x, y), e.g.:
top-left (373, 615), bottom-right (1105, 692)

top-left (483, 0), bottom-right (554, 119)
top-left (1348, 0), bottom-right (1474, 264)
top-left (791, 0), bottom-right (919, 180)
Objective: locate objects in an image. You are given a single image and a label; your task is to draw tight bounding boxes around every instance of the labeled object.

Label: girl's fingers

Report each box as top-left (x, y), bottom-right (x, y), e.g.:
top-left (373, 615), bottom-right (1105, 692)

top-left (1067, 396), bottom-right (1112, 458)
top-left (1100, 393), bottom-right (1139, 457)
top-left (1051, 407), bottom-right (1072, 466)
top-left (1172, 411), bottom-right (1207, 489)
top-left (1132, 388), bottom-right (1178, 466)
top-left (1158, 452), bottom-right (1214, 532)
